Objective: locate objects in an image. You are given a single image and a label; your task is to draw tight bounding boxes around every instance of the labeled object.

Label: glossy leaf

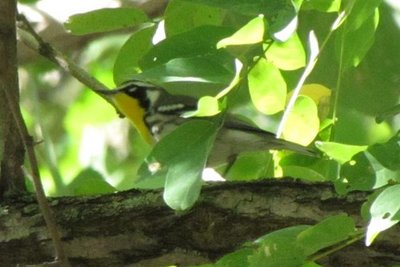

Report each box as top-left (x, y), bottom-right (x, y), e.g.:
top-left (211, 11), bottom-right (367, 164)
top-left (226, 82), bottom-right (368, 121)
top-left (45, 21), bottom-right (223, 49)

top-left (248, 58), bottom-right (287, 115)
top-left (366, 184), bottom-right (400, 246)
top-left (140, 25), bottom-right (233, 69)
top-left (65, 8), bottom-right (148, 35)
top-left (134, 54), bottom-right (235, 93)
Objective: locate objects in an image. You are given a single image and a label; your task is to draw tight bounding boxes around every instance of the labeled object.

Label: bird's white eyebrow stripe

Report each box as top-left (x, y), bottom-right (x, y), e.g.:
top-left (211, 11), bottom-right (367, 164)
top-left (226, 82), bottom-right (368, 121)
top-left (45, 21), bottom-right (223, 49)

top-left (157, 103), bottom-right (186, 112)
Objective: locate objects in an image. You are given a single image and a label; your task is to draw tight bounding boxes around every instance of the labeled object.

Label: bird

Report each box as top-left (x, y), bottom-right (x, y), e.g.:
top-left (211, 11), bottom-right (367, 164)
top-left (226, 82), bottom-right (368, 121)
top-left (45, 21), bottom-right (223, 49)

top-left (97, 80), bottom-right (316, 168)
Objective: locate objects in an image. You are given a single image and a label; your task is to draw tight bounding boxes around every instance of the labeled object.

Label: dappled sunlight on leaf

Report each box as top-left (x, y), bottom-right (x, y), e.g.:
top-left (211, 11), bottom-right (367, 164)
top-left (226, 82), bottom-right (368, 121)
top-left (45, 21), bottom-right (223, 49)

top-left (248, 58), bottom-right (287, 115)
top-left (265, 33), bottom-right (306, 70)
top-left (298, 84), bottom-right (331, 120)
top-left (217, 15), bottom-right (265, 48)
top-left (281, 96), bottom-right (319, 146)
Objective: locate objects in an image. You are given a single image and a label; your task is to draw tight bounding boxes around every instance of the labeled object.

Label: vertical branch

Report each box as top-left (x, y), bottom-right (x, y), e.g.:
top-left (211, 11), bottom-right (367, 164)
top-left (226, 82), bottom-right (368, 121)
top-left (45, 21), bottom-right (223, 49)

top-left (0, 0), bottom-right (25, 195)
top-left (0, 1), bottom-right (70, 266)
top-left (1, 83), bottom-right (71, 267)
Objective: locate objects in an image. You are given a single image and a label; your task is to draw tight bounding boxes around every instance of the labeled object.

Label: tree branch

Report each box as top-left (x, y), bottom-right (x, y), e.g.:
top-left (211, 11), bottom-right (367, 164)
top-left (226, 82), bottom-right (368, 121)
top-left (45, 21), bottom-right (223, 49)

top-left (1, 180), bottom-right (399, 267)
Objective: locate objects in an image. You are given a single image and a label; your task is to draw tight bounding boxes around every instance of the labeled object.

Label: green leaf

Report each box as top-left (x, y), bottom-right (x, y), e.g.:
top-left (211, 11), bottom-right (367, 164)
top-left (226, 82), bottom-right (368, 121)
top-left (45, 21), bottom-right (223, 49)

top-left (140, 25), bottom-right (233, 70)
top-left (270, 3), bottom-right (298, 42)
top-left (215, 248), bottom-right (253, 267)
top-left (315, 142), bottom-right (368, 164)
top-left (215, 59), bottom-right (243, 99)
top-left (376, 104), bottom-right (400, 123)
top-left (297, 215), bottom-right (356, 256)
top-left (302, 0), bottom-right (341, 12)
top-left (133, 53), bottom-right (235, 96)
top-left (68, 168), bottom-right (115, 196)
top-left (165, 0), bottom-right (225, 36)
top-left (336, 8), bottom-right (379, 69)
top-left (361, 189), bottom-right (383, 221)
top-left (275, 31), bottom-right (319, 140)
top-left (281, 96), bottom-right (319, 146)
top-left (183, 96), bottom-right (222, 117)
top-left (138, 119), bottom-right (221, 210)
top-left (345, 0), bottom-right (383, 32)
top-left (182, 0), bottom-right (297, 41)
top-left (65, 8), bottom-right (148, 35)
top-left (250, 225), bottom-right (309, 267)
top-left (113, 25), bottom-right (156, 85)
top-left (226, 151), bottom-right (274, 181)
top-left (248, 58), bottom-right (287, 115)
top-left (367, 131), bottom-right (400, 170)
top-left (302, 262), bottom-right (322, 267)
top-left (181, 0), bottom-right (291, 17)
top-left (281, 165), bottom-right (326, 182)
top-left (265, 33), bottom-right (306, 70)
top-left (280, 155), bottom-right (334, 182)
top-left (366, 184), bottom-right (400, 246)
top-left (340, 151), bottom-right (400, 192)
top-left (163, 157), bottom-right (204, 211)
top-left (217, 15), bottom-right (265, 48)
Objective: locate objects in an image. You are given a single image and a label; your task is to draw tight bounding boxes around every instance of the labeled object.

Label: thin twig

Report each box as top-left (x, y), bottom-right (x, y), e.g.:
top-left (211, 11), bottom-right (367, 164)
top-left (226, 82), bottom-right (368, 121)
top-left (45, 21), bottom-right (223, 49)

top-left (0, 82), bottom-right (70, 266)
top-left (16, 14), bottom-right (116, 108)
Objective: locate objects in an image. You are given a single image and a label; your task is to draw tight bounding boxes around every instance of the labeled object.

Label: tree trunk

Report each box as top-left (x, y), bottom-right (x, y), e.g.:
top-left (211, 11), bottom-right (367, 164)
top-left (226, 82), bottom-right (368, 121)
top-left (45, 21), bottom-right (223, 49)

top-left (1, 180), bottom-right (399, 266)
top-left (0, 0), bottom-right (26, 197)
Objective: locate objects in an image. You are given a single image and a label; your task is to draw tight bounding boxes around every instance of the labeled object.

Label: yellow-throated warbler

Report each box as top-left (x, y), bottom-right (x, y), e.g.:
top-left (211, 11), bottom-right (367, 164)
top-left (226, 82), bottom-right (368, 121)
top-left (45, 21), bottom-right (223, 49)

top-left (100, 80), bottom-right (316, 166)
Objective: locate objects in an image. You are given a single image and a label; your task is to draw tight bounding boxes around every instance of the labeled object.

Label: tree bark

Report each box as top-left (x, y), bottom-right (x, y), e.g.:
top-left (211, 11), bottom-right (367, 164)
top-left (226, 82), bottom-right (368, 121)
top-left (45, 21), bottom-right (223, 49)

top-left (1, 180), bottom-right (399, 266)
top-left (0, 0), bottom-right (26, 196)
